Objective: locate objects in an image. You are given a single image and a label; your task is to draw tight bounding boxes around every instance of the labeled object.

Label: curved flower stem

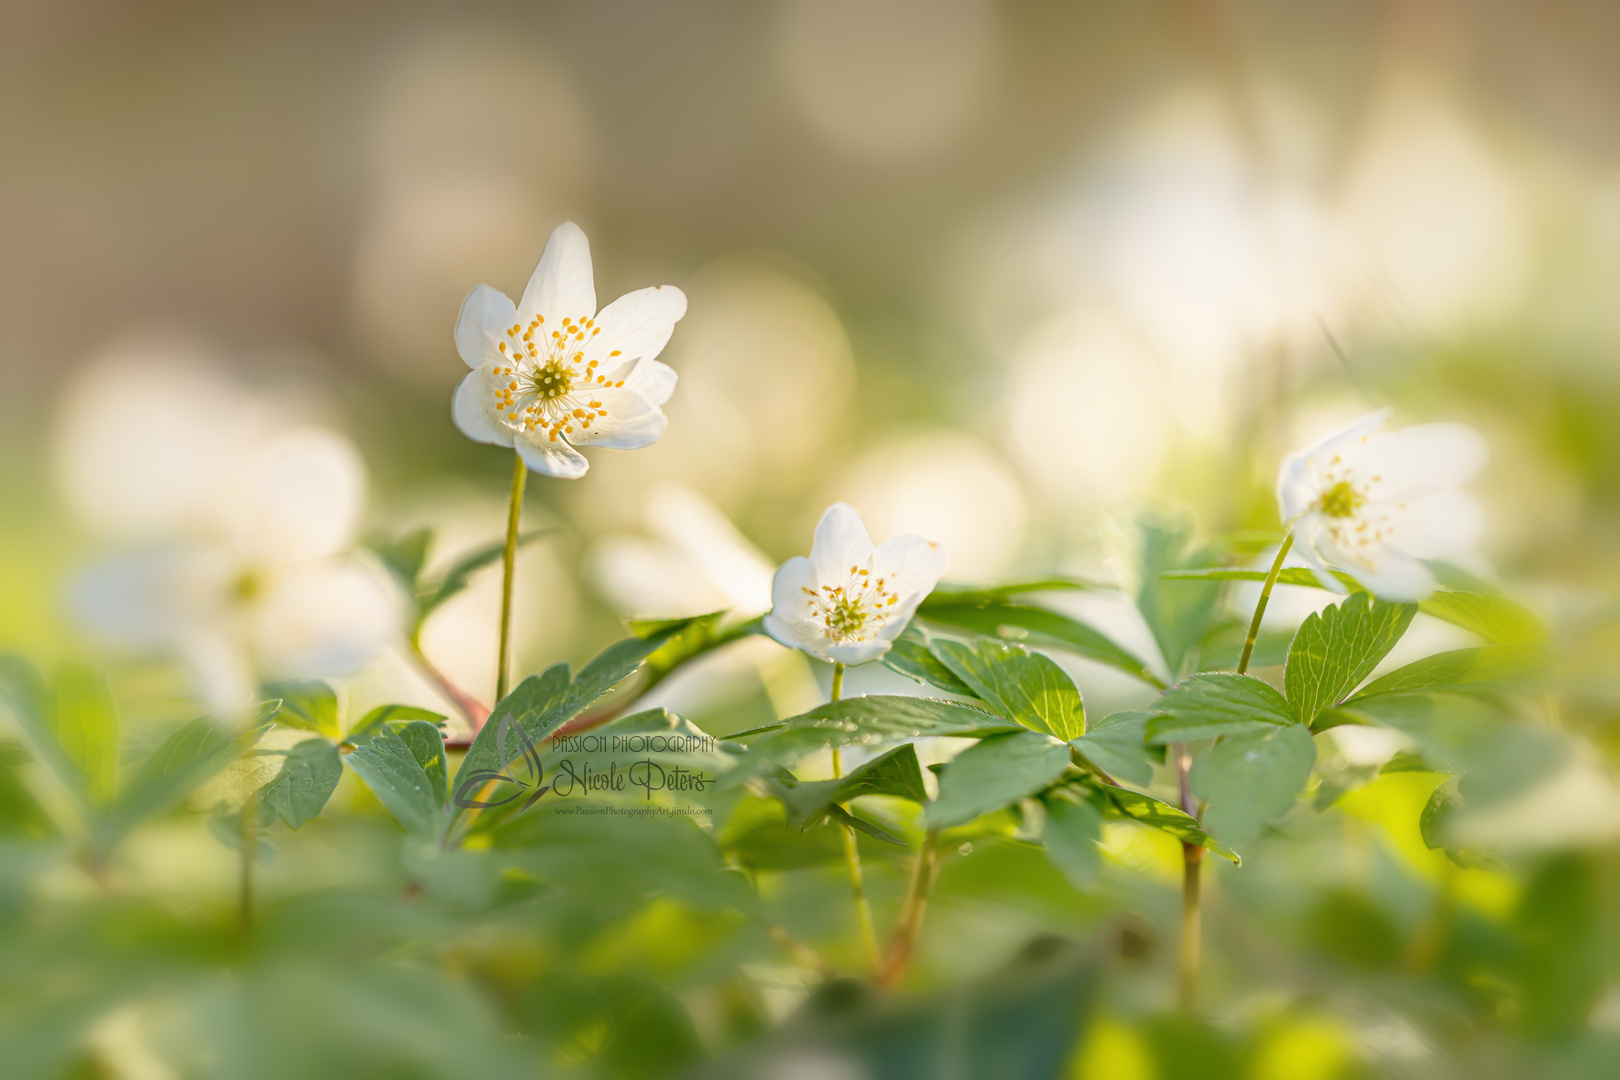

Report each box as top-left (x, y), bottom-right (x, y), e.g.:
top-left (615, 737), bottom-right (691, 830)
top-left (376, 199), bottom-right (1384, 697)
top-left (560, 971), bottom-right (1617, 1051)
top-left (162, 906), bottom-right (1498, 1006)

top-left (829, 662), bottom-right (879, 971)
top-left (496, 450), bottom-right (527, 702)
top-left (878, 827), bottom-right (940, 987)
top-left (1179, 530), bottom-right (1294, 1010)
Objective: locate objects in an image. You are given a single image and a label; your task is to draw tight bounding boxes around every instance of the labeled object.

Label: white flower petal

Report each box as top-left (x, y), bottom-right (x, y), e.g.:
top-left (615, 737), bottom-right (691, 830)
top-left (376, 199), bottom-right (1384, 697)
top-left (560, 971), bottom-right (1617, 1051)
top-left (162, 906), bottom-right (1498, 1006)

top-left (584, 285), bottom-right (688, 366)
top-left (871, 535), bottom-right (948, 603)
top-left (1275, 450), bottom-right (1318, 523)
top-left (1290, 518), bottom-right (1351, 593)
top-left (227, 429), bottom-right (367, 560)
top-left (1297, 408), bottom-right (1394, 464)
top-left (518, 221), bottom-right (596, 325)
top-left (1378, 489), bottom-right (1485, 559)
top-left (1316, 535), bottom-right (1437, 602)
top-left (825, 640), bottom-right (894, 665)
top-left (623, 358), bottom-right (678, 407)
top-left (1278, 408), bottom-right (1393, 523)
top-left (515, 429), bottom-right (589, 479)
top-left (768, 555), bottom-right (818, 622)
top-left (453, 366), bottom-right (515, 447)
top-left (454, 284), bottom-right (518, 368)
top-left (809, 503), bottom-right (875, 580)
top-left (1347, 422), bottom-right (1489, 497)
top-left (251, 560), bottom-right (400, 679)
top-left (567, 387), bottom-right (668, 449)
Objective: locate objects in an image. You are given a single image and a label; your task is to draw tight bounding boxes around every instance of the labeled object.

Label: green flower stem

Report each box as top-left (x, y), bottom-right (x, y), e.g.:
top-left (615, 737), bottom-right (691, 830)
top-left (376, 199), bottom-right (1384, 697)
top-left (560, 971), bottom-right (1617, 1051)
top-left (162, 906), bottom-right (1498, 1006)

top-left (496, 450), bottom-right (527, 702)
top-left (1237, 532), bottom-right (1294, 676)
top-left (878, 827), bottom-right (940, 988)
top-left (829, 661), bottom-right (879, 971)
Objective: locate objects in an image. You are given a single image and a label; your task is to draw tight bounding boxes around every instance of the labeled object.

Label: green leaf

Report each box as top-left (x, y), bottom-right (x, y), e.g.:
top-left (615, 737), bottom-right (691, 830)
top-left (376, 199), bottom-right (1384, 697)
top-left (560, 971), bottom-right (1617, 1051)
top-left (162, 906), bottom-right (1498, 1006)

top-left (768, 744), bottom-right (929, 829)
top-left (347, 723), bottom-right (449, 838)
top-left (1096, 784), bottom-right (1240, 864)
top-left (737, 696), bottom-right (1019, 778)
top-left (882, 624), bottom-right (979, 697)
top-left (263, 679), bottom-right (341, 740)
top-left (1121, 511), bottom-right (1223, 677)
top-left (927, 731), bottom-right (1071, 829)
top-left (1419, 777), bottom-right (1463, 851)
top-left (366, 527), bottom-right (433, 588)
top-left (1145, 672), bottom-right (1294, 745)
top-left (821, 802), bottom-right (909, 846)
top-left (346, 703), bottom-right (447, 743)
top-left (1040, 787), bottom-right (1103, 889)
top-left (416, 530), bottom-right (553, 619)
top-left (1284, 592), bottom-right (1416, 724)
top-left (108, 701), bottom-right (280, 845)
top-left (930, 637), bottom-right (1085, 740)
top-left (1344, 644), bottom-right (1554, 704)
top-left (918, 600), bottom-right (1163, 688)
top-left (926, 578), bottom-right (1102, 603)
top-left (1070, 710), bottom-right (1159, 786)
top-left (632, 610), bottom-right (737, 691)
top-left (258, 738), bottom-right (344, 828)
top-left (1162, 566), bottom-right (1352, 589)
top-left (1189, 723), bottom-right (1316, 845)
top-left (50, 663), bottom-right (119, 806)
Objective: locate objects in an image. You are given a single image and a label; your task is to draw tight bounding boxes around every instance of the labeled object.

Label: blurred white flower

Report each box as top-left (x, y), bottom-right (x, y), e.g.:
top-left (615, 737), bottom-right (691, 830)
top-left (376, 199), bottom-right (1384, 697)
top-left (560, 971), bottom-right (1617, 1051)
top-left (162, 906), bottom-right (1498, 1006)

top-left (764, 503), bottom-right (946, 665)
top-left (56, 350), bottom-right (399, 706)
top-left (452, 222), bottom-right (686, 479)
top-left (589, 484), bottom-right (774, 621)
top-left (1277, 408), bottom-right (1487, 602)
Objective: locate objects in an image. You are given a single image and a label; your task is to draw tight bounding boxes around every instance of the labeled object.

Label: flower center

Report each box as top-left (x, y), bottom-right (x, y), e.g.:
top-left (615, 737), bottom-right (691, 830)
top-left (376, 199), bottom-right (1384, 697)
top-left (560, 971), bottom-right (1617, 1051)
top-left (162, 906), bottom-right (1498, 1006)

top-left (490, 313), bottom-right (631, 442)
top-left (804, 565), bottom-right (902, 644)
top-left (1320, 480), bottom-right (1362, 519)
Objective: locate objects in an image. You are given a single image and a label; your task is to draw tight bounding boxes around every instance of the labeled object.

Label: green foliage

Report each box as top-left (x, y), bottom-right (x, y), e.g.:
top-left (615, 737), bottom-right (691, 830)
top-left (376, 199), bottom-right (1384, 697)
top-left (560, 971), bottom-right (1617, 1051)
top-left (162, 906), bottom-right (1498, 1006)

top-left (1190, 724), bottom-right (1316, 845)
top-left (518, 974), bottom-right (705, 1079)
top-left (1121, 511), bottom-right (1224, 678)
top-left (258, 738), bottom-right (344, 829)
top-left (1284, 592), bottom-right (1416, 724)
top-left (1344, 644), bottom-right (1553, 703)
top-left (346, 702), bottom-right (447, 742)
top-left (1070, 709), bottom-right (1160, 786)
top-left (263, 678), bottom-right (341, 739)
top-left (1092, 783), bottom-right (1240, 864)
top-left (347, 721), bottom-right (450, 839)
top-left (918, 596), bottom-right (1164, 688)
top-left (928, 731), bottom-right (1071, 829)
top-left (767, 743), bottom-right (928, 829)
top-left (48, 663), bottom-right (119, 806)
top-left (1146, 672), bottom-right (1295, 744)
top-left (737, 696), bottom-right (1018, 778)
top-left (1039, 787), bottom-right (1104, 889)
top-left (882, 623), bottom-right (980, 697)
top-left (930, 636), bottom-right (1085, 740)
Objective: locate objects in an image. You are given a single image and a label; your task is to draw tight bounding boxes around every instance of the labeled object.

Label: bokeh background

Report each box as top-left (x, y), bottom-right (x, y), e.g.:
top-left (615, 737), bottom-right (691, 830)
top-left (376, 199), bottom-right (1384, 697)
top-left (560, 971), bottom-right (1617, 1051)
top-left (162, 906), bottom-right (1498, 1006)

top-left (4, 1), bottom-right (1620, 1077)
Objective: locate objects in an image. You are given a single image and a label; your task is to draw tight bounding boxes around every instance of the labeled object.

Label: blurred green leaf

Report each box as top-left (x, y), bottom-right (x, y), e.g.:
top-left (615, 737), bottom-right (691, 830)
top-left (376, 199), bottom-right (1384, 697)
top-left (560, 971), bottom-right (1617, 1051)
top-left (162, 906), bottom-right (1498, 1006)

top-left (347, 722), bottom-right (449, 839)
top-left (918, 600), bottom-right (1164, 688)
top-left (1146, 672), bottom-right (1294, 745)
top-left (1284, 592), bottom-right (1416, 724)
top-left (1513, 853), bottom-right (1603, 1039)
top-left (519, 974), bottom-right (705, 1079)
top-left (366, 526), bottom-right (433, 586)
top-left (415, 529), bottom-right (553, 622)
top-left (883, 623), bottom-right (980, 697)
top-left (737, 696), bottom-right (1018, 779)
top-left (345, 702), bottom-right (447, 743)
top-left (1344, 644), bottom-right (1554, 704)
top-left (1095, 783), bottom-right (1240, 864)
top-left (106, 700), bottom-right (280, 847)
top-left (263, 678), bottom-right (340, 740)
top-left (769, 743), bottom-right (928, 829)
top-left (1189, 723), bottom-right (1315, 845)
top-left (928, 578), bottom-right (1104, 603)
top-left (631, 609), bottom-right (747, 691)
top-left (1040, 787), bottom-right (1103, 889)
top-left (1123, 511), bottom-right (1223, 678)
top-left (49, 663), bottom-right (119, 806)
top-left (259, 738), bottom-right (344, 829)
top-left (931, 637), bottom-right (1085, 740)
top-left (1070, 710), bottom-right (1160, 787)
top-left (928, 731), bottom-right (1070, 829)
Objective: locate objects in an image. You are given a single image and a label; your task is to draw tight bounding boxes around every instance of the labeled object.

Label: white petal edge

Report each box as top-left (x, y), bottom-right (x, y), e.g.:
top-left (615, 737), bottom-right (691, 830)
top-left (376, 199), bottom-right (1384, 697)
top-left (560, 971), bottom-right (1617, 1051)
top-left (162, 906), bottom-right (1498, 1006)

top-left (1378, 489), bottom-right (1486, 559)
top-left (585, 285), bottom-right (688, 366)
top-left (825, 640), bottom-right (894, 665)
top-left (518, 221), bottom-right (596, 326)
top-left (515, 430), bottom-right (589, 479)
top-left (871, 535), bottom-right (948, 601)
top-left (455, 284), bottom-right (518, 368)
top-left (453, 367), bottom-right (514, 448)
top-left (567, 387), bottom-right (668, 450)
top-left (1348, 422), bottom-right (1489, 497)
top-left (624, 358), bottom-right (678, 407)
top-left (809, 503), bottom-right (875, 580)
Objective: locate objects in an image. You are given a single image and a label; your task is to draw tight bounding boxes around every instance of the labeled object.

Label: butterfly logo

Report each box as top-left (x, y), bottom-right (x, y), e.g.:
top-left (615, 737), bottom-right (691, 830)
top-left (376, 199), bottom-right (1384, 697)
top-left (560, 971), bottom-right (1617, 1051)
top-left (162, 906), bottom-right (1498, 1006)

top-left (452, 714), bottom-right (552, 811)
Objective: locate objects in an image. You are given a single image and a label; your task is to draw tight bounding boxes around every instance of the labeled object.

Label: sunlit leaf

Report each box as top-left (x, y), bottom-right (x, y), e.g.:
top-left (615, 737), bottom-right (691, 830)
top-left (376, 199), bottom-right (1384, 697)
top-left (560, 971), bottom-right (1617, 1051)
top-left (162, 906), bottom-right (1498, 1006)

top-left (1122, 511), bottom-right (1223, 678)
top-left (263, 679), bottom-right (341, 740)
top-left (1344, 644), bottom-right (1555, 704)
top-left (1070, 710), bottom-right (1160, 787)
top-left (347, 722), bottom-right (449, 839)
top-left (258, 738), bottom-right (344, 829)
top-left (736, 696), bottom-right (1018, 778)
top-left (931, 636), bottom-right (1084, 740)
top-left (50, 663), bottom-right (119, 807)
top-left (768, 743), bottom-right (929, 829)
top-left (1095, 783), bottom-right (1240, 864)
top-left (1145, 672), bottom-right (1294, 745)
top-left (346, 703), bottom-right (447, 743)
top-left (882, 623), bottom-right (979, 697)
top-left (1284, 592), bottom-right (1416, 724)
top-left (1190, 723), bottom-right (1316, 845)
top-left (927, 731), bottom-right (1071, 829)
top-left (918, 600), bottom-right (1163, 688)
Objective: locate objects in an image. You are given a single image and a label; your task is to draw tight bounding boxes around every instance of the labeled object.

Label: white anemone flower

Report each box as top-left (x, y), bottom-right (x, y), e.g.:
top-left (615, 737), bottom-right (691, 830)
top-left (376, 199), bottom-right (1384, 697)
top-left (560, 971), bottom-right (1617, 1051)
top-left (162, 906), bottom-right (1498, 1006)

top-left (764, 503), bottom-right (947, 665)
top-left (452, 222), bottom-right (687, 479)
top-left (1277, 408), bottom-right (1487, 602)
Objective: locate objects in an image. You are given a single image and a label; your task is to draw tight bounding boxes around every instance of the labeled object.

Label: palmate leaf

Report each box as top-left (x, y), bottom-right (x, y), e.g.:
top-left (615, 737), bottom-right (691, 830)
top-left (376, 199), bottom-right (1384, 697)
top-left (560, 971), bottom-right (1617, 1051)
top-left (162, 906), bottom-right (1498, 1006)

top-left (1145, 672), bottom-right (1294, 745)
top-left (927, 730), bottom-right (1071, 830)
top-left (347, 720), bottom-right (450, 839)
top-left (1161, 567), bottom-right (1548, 645)
top-left (104, 700), bottom-right (281, 848)
top-left (1284, 592), bottom-right (1416, 725)
top-left (1070, 710), bottom-right (1160, 787)
top-left (930, 637), bottom-right (1084, 740)
top-left (918, 599), bottom-right (1163, 688)
top-left (1189, 723), bottom-right (1316, 845)
top-left (768, 743), bottom-right (929, 829)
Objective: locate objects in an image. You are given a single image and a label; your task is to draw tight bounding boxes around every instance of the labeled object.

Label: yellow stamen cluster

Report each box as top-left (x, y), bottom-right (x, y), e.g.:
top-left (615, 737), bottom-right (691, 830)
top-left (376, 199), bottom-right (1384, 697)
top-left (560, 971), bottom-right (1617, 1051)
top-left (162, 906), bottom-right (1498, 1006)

top-left (490, 313), bottom-right (628, 442)
top-left (1314, 448), bottom-right (1395, 564)
top-left (802, 563), bottom-right (902, 644)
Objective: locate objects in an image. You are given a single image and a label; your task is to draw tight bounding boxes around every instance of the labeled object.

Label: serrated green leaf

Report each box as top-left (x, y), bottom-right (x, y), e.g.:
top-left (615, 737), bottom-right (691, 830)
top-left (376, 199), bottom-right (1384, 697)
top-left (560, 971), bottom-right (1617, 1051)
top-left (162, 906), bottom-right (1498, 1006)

top-left (927, 731), bottom-right (1071, 829)
top-left (930, 637), bottom-right (1084, 740)
top-left (107, 701), bottom-right (280, 847)
top-left (1070, 710), bottom-right (1158, 786)
top-left (1189, 723), bottom-right (1316, 845)
top-left (736, 696), bottom-right (1018, 779)
top-left (1040, 787), bottom-right (1103, 889)
top-left (882, 624), bottom-right (979, 697)
top-left (1146, 672), bottom-right (1294, 745)
top-left (263, 679), bottom-right (341, 739)
top-left (1344, 644), bottom-right (1554, 704)
top-left (767, 744), bottom-right (928, 829)
top-left (1285, 593), bottom-right (1416, 724)
top-left (258, 738), bottom-right (343, 828)
top-left (50, 663), bottom-right (119, 806)
top-left (346, 703), bottom-right (448, 743)
top-left (347, 724), bottom-right (449, 838)
top-left (918, 601), bottom-right (1163, 688)
top-left (1097, 784), bottom-right (1240, 864)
